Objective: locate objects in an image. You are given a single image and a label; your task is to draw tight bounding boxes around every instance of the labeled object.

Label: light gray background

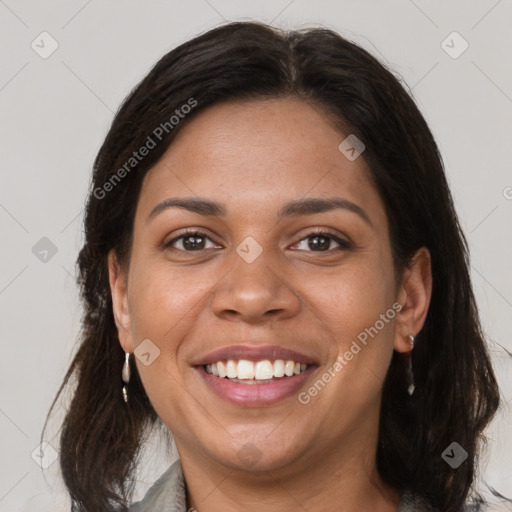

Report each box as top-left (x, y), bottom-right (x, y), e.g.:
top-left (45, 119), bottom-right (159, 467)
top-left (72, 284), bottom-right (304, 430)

top-left (1, 1), bottom-right (511, 510)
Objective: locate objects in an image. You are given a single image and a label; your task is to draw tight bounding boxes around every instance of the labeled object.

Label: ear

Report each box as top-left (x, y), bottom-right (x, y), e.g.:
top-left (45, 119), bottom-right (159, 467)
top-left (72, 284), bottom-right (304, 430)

top-left (394, 247), bottom-right (432, 354)
top-left (108, 250), bottom-right (134, 353)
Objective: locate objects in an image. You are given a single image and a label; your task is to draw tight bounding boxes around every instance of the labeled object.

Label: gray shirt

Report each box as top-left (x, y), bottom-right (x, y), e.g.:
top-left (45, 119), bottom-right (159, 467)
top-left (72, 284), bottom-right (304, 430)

top-left (129, 459), bottom-right (483, 511)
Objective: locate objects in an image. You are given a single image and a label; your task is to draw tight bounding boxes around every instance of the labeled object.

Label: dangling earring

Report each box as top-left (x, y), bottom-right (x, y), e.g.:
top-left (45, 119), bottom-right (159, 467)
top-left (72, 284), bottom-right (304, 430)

top-left (122, 352), bottom-right (131, 403)
top-left (406, 334), bottom-right (415, 396)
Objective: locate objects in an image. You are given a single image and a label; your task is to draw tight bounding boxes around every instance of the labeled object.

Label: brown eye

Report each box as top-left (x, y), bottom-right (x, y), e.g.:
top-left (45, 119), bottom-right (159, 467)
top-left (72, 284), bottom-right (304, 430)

top-left (166, 231), bottom-right (218, 251)
top-left (292, 231), bottom-right (352, 252)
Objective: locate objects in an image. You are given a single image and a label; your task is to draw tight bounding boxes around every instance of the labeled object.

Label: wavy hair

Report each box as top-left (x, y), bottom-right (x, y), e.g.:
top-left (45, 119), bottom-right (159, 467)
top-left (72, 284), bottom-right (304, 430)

top-left (44, 21), bottom-right (501, 511)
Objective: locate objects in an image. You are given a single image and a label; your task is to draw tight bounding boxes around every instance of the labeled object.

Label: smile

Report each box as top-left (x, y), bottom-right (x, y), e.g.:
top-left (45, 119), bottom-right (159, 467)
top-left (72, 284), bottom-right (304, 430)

top-left (205, 359), bottom-right (308, 381)
top-left (197, 360), bottom-right (316, 406)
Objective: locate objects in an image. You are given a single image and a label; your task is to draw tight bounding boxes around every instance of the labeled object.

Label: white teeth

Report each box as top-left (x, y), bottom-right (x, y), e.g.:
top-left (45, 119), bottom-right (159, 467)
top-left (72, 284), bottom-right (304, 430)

top-left (217, 361), bottom-right (227, 378)
top-left (226, 360), bottom-right (237, 379)
top-left (273, 359), bottom-right (285, 377)
top-left (255, 360), bottom-right (274, 380)
top-left (237, 359), bottom-right (255, 379)
top-left (227, 378), bottom-right (273, 385)
top-left (205, 358), bottom-right (309, 380)
top-left (284, 360), bottom-right (295, 377)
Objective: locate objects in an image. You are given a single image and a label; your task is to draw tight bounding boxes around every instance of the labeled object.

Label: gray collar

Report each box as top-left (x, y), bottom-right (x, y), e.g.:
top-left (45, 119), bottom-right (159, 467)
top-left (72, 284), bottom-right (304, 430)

top-left (129, 459), bottom-right (456, 511)
top-left (129, 460), bottom-right (187, 512)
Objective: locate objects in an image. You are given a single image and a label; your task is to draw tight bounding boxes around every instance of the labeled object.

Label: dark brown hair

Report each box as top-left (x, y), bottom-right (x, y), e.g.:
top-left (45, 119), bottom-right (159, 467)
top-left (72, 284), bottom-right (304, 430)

top-left (43, 21), bottom-right (501, 511)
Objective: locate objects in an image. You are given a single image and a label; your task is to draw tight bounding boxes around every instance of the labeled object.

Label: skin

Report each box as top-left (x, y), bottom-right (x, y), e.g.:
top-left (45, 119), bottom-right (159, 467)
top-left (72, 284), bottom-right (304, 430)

top-left (108, 97), bottom-right (432, 512)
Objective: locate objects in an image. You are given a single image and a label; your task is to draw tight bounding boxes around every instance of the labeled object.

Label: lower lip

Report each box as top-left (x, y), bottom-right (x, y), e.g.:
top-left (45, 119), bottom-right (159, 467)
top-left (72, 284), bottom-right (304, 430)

top-left (197, 366), bottom-right (317, 406)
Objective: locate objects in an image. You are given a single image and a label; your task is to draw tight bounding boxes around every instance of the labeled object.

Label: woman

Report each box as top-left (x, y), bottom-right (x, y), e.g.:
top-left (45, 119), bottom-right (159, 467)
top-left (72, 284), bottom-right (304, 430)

top-left (44, 21), bottom-right (501, 511)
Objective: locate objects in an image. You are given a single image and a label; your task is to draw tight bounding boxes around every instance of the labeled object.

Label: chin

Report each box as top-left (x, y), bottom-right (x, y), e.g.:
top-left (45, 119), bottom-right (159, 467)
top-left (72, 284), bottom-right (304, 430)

top-left (211, 430), bottom-right (311, 474)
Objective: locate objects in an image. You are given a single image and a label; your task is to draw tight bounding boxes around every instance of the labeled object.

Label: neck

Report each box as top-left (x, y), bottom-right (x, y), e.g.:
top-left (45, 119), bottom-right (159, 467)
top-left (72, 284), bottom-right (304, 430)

top-left (178, 427), bottom-right (399, 512)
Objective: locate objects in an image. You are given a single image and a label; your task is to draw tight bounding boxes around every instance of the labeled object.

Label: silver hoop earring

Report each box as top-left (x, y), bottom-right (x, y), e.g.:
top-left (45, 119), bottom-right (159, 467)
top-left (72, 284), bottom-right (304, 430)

top-left (407, 334), bottom-right (415, 396)
top-left (122, 352), bottom-right (131, 403)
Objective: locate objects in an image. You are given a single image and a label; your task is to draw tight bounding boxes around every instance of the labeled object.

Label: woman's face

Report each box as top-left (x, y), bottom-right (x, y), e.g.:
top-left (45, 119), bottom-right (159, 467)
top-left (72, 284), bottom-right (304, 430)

top-left (110, 97), bottom-right (421, 474)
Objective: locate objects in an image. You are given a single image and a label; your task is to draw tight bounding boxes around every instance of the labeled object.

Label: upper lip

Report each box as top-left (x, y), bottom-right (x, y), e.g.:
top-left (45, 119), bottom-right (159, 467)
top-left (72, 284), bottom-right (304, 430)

top-left (191, 345), bottom-right (318, 366)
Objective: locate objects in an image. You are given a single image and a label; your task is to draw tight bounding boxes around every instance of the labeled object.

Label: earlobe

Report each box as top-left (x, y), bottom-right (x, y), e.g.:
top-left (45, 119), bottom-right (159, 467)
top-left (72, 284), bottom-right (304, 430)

top-left (393, 247), bottom-right (432, 353)
top-left (107, 250), bottom-right (134, 353)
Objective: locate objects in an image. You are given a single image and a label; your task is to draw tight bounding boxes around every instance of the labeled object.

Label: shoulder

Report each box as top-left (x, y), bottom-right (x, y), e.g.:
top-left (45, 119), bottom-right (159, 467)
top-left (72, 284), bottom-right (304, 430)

top-left (129, 459), bottom-right (187, 512)
top-left (129, 467), bottom-right (492, 512)
top-left (398, 490), bottom-right (490, 511)
top-left (397, 491), bottom-right (438, 512)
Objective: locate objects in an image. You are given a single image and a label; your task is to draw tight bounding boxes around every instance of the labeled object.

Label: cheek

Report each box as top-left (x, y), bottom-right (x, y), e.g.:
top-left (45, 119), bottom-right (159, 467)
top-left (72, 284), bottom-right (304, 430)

top-left (301, 266), bottom-right (395, 417)
top-left (126, 261), bottom-right (210, 425)
top-left (309, 260), bottom-right (394, 342)
top-left (312, 263), bottom-right (395, 387)
top-left (288, 259), bottom-right (396, 436)
top-left (128, 259), bottom-right (212, 339)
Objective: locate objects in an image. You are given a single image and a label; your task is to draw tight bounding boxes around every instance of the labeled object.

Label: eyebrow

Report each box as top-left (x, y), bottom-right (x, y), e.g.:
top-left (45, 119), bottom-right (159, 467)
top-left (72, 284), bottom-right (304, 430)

top-left (146, 196), bottom-right (372, 227)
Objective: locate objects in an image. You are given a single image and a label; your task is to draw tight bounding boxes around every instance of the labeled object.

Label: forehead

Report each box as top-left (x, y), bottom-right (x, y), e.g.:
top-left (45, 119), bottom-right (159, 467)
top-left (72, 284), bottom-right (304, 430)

top-left (137, 98), bottom-right (384, 222)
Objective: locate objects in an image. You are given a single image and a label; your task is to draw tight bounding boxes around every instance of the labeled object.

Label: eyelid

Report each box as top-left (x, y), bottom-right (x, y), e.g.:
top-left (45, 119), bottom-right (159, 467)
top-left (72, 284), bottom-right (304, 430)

top-left (163, 227), bottom-right (352, 252)
top-left (290, 228), bottom-right (353, 251)
top-left (163, 228), bottom-right (221, 250)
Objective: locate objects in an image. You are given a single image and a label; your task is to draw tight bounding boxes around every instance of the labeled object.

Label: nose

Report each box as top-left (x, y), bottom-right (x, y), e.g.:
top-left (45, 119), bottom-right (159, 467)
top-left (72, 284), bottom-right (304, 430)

top-left (211, 249), bottom-right (301, 324)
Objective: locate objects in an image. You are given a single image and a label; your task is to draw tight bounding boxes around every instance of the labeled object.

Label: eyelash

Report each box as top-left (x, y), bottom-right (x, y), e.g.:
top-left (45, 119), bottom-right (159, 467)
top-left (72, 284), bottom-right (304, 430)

top-left (164, 228), bottom-right (352, 253)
